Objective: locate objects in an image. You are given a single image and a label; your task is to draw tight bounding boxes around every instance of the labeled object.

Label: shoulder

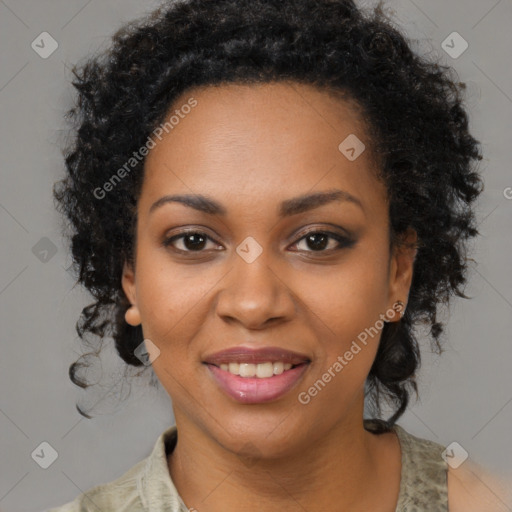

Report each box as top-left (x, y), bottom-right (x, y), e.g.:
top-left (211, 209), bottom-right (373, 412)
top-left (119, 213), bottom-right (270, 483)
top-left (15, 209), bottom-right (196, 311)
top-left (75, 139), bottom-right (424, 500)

top-left (447, 461), bottom-right (512, 512)
top-left (46, 457), bottom-right (147, 512)
top-left (46, 426), bottom-right (179, 512)
top-left (393, 424), bottom-right (512, 511)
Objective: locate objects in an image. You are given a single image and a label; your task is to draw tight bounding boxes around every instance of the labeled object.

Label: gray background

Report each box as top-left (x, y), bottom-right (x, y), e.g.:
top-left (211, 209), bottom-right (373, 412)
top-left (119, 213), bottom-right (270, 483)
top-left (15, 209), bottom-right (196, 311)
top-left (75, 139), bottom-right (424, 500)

top-left (1, 0), bottom-right (511, 510)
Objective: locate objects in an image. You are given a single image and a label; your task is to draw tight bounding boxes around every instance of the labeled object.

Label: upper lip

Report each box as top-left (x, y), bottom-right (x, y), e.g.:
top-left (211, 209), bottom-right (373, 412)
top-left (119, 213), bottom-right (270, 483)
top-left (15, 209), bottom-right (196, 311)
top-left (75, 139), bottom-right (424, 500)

top-left (203, 346), bottom-right (311, 366)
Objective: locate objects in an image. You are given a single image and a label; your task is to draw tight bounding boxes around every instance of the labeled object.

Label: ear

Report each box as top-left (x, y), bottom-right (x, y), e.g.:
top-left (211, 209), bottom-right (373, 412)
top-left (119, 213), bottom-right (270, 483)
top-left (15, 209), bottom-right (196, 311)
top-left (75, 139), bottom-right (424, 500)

top-left (121, 260), bottom-right (141, 326)
top-left (387, 227), bottom-right (418, 315)
top-left (121, 260), bottom-right (137, 307)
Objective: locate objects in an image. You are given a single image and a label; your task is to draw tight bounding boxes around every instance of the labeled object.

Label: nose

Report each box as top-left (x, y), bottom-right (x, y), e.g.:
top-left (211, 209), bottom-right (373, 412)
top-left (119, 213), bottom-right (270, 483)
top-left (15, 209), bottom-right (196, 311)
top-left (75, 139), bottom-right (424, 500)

top-left (215, 249), bottom-right (296, 330)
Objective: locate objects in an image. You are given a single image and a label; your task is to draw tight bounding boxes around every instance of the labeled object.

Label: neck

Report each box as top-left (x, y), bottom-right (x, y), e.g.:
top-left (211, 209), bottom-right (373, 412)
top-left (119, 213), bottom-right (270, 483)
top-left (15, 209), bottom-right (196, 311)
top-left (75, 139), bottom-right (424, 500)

top-left (167, 401), bottom-right (399, 511)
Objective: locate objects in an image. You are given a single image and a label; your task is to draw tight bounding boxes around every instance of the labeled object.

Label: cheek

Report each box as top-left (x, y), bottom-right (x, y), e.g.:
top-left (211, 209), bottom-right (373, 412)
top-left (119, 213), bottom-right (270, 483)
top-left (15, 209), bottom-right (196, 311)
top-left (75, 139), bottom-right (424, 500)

top-left (303, 247), bottom-right (390, 339)
top-left (137, 263), bottom-right (211, 399)
top-left (134, 247), bottom-right (215, 358)
top-left (296, 269), bottom-right (386, 417)
top-left (298, 247), bottom-right (390, 393)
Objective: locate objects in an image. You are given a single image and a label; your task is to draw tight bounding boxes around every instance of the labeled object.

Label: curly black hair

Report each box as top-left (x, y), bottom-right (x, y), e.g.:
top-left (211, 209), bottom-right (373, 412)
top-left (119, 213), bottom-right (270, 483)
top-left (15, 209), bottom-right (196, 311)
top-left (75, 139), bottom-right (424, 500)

top-left (53, 0), bottom-right (483, 427)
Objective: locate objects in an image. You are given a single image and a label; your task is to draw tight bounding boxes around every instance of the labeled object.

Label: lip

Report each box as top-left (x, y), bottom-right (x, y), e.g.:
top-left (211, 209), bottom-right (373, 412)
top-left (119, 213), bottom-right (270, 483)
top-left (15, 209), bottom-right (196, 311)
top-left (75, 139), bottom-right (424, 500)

top-left (206, 363), bottom-right (309, 404)
top-left (203, 346), bottom-right (311, 366)
top-left (203, 346), bottom-right (311, 404)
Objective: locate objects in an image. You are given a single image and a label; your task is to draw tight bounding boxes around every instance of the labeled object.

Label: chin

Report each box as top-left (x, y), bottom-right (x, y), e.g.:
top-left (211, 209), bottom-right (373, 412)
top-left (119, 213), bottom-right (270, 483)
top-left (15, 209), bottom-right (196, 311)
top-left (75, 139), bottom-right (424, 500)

top-left (209, 410), bottom-right (313, 460)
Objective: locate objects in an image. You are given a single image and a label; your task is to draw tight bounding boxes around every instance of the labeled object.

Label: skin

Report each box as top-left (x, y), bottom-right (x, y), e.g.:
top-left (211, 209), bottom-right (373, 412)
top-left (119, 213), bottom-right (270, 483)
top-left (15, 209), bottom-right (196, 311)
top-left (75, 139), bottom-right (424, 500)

top-left (122, 82), bottom-right (418, 511)
top-left (448, 464), bottom-right (512, 512)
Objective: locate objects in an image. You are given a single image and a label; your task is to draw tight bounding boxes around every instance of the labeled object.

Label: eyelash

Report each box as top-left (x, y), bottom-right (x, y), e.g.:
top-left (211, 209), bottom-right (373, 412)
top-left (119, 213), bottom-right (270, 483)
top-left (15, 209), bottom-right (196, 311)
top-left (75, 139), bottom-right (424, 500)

top-left (162, 228), bottom-right (355, 255)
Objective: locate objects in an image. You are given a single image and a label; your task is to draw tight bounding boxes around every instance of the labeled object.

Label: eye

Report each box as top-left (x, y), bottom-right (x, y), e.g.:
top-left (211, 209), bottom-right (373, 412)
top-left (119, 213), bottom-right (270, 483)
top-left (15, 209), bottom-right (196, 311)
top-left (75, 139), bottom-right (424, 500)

top-left (290, 230), bottom-right (355, 253)
top-left (163, 228), bottom-right (355, 255)
top-left (163, 230), bottom-right (222, 253)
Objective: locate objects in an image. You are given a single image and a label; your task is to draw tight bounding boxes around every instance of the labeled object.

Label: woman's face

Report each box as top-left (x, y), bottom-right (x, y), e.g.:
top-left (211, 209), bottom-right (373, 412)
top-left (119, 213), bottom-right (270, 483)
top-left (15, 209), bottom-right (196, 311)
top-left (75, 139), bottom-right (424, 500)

top-left (122, 82), bottom-right (416, 458)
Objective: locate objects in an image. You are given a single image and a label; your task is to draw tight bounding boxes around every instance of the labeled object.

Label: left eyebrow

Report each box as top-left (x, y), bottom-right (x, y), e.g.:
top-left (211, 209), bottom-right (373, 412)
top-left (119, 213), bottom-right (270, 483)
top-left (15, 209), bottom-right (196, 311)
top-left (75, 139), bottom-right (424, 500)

top-left (278, 189), bottom-right (364, 217)
top-left (148, 189), bottom-right (364, 217)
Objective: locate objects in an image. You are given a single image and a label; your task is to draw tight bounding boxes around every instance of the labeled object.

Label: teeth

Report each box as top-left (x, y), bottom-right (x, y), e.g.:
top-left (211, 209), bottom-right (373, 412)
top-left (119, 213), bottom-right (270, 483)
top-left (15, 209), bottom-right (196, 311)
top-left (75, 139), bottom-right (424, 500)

top-left (238, 363), bottom-right (255, 377)
top-left (256, 362), bottom-right (273, 378)
top-left (273, 362), bottom-right (284, 375)
top-left (219, 361), bottom-right (295, 378)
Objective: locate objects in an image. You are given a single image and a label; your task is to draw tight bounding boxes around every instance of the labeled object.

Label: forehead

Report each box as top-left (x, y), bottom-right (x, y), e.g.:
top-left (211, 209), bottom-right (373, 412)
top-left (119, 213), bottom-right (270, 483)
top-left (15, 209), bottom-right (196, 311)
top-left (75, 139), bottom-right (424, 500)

top-left (141, 82), bottom-right (386, 215)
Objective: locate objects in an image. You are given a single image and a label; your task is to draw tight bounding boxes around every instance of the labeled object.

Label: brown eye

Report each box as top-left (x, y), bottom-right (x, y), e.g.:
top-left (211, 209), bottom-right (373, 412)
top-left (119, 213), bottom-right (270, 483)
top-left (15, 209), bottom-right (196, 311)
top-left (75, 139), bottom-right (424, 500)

top-left (163, 231), bottom-right (220, 253)
top-left (290, 230), bottom-right (355, 253)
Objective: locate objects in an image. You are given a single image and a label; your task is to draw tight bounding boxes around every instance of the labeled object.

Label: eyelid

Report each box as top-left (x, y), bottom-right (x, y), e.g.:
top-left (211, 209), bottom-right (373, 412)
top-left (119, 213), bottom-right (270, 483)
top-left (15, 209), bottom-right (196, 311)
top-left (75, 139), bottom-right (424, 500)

top-left (289, 224), bottom-right (353, 242)
top-left (282, 222), bottom-right (353, 248)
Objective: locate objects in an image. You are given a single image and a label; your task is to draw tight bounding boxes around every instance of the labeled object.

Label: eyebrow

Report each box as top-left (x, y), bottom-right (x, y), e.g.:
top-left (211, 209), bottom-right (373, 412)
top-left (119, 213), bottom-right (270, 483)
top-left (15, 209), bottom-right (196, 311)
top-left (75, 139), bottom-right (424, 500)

top-left (149, 189), bottom-right (364, 217)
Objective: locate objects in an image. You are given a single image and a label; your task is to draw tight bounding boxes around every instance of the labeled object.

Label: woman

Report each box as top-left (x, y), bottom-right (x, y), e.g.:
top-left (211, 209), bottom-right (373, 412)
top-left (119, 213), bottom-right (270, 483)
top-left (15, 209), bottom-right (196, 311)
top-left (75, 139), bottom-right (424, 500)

top-left (49, 0), bottom-right (507, 510)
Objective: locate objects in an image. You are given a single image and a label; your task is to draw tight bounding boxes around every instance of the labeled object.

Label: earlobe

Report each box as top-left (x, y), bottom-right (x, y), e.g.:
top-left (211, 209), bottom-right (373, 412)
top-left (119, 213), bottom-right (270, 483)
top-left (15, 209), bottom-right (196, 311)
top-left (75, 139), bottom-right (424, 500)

top-left (384, 300), bottom-right (406, 323)
top-left (125, 305), bottom-right (141, 326)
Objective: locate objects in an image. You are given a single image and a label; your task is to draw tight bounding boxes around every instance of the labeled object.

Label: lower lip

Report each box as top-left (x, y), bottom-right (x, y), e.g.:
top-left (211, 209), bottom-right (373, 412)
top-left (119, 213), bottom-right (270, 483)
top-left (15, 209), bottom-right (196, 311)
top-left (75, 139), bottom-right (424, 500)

top-left (206, 363), bottom-right (309, 404)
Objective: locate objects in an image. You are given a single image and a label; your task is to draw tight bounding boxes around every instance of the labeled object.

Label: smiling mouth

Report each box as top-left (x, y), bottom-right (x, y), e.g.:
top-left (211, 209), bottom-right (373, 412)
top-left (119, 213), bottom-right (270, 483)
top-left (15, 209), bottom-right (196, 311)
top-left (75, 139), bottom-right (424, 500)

top-left (202, 345), bottom-right (311, 403)
top-left (205, 361), bottom-right (310, 404)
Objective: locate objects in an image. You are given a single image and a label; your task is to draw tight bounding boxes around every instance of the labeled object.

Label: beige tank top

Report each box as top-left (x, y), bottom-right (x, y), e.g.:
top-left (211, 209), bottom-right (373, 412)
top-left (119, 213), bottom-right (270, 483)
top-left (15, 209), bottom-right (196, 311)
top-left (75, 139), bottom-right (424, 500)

top-left (364, 418), bottom-right (449, 511)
